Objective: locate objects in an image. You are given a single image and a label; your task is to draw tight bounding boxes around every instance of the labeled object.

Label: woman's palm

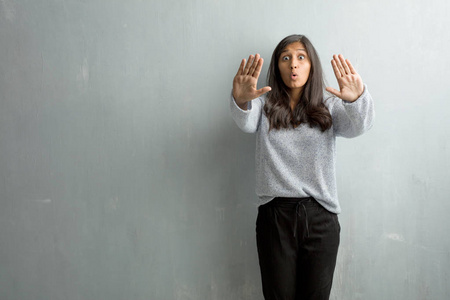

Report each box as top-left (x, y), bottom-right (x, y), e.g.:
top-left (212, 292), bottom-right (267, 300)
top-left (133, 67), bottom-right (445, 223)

top-left (233, 54), bottom-right (271, 105)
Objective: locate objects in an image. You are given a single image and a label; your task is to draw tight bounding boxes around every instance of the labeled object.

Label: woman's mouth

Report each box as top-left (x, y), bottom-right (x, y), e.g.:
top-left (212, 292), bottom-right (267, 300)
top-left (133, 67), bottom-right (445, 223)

top-left (291, 73), bottom-right (298, 80)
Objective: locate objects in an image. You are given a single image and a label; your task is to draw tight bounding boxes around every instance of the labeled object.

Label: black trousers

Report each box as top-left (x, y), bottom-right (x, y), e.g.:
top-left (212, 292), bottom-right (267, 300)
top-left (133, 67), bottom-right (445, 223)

top-left (256, 197), bottom-right (340, 300)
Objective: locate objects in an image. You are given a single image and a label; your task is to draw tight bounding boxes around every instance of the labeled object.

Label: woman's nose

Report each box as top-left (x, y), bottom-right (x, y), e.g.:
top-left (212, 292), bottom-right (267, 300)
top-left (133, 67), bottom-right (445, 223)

top-left (290, 60), bottom-right (298, 69)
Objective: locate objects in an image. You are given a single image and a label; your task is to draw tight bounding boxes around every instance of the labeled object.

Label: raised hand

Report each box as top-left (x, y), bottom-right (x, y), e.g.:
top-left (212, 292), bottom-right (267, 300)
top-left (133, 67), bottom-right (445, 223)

top-left (233, 54), bottom-right (271, 108)
top-left (326, 54), bottom-right (364, 102)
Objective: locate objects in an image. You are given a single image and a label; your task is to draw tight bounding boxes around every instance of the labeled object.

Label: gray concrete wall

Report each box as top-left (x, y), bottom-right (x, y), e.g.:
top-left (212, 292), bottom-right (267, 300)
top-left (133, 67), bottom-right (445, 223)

top-left (1, 0), bottom-right (449, 299)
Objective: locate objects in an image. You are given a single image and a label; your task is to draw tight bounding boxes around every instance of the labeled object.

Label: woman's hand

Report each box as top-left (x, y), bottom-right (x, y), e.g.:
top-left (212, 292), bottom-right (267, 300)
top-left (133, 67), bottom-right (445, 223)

top-left (326, 54), bottom-right (364, 102)
top-left (233, 54), bottom-right (271, 109)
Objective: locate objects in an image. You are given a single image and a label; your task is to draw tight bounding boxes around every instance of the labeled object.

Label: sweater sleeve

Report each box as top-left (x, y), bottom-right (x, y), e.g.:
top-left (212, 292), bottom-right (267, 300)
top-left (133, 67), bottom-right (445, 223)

top-left (329, 85), bottom-right (375, 138)
top-left (229, 91), bottom-right (264, 133)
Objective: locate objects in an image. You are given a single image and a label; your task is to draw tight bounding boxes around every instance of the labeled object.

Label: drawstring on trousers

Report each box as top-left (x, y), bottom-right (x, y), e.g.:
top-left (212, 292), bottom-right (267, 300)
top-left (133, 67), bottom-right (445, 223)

top-left (294, 201), bottom-right (310, 238)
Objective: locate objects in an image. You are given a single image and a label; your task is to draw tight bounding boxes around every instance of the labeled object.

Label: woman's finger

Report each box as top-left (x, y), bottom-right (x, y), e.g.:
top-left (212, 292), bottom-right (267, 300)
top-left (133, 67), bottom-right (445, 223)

top-left (248, 53), bottom-right (260, 76)
top-left (339, 54), bottom-right (351, 75)
top-left (236, 59), bottom-right (245, 76)
top-left (255, 85), bottom-right (272, 97)
top-left (243, 55), bottom-right (254, 75)
top-left (326, 86), bottom-right (341, 98)
top-left (346, 59), bottom-right (357, 74)
top-left (252, 57), bottom-right (264, 78)
top-left (334, 54), bottom-right (346, 76)
top-left (331, 59), bottom-right (342, 78)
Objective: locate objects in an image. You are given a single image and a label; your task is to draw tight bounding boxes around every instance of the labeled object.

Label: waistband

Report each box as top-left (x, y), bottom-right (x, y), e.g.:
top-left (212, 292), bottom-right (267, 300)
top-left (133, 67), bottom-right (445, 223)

top-left (263, 196), bottom-right (317, 238)
top-left (265, 196), bottom-right (318, 207)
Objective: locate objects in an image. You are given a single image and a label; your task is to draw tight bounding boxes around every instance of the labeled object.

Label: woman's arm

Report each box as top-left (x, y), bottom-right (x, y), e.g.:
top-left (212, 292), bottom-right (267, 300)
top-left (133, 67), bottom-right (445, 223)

top-left (230, 93), bottom-right (264, 133)
top-left (326, 54), bottom-right (374, 137)
top-left (328, 86), bottom-right (375, 138)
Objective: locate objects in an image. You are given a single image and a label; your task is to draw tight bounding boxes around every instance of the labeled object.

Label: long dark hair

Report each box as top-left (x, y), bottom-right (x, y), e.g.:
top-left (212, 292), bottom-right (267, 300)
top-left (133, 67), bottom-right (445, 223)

top-left (264, 34), bottom-right (332, 131)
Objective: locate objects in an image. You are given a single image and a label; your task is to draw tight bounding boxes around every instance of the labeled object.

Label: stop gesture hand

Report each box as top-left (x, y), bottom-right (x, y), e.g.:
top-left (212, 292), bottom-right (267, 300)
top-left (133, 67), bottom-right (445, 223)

top-left (233, 54), bottom-right (271, 109)
top-left (326, 54), bottom-right (364, 102)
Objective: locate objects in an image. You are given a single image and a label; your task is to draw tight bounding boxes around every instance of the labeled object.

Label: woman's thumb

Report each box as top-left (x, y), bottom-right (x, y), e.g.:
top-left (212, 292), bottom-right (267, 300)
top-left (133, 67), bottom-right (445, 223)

top-left (256, 86), bottom-right (272, 97)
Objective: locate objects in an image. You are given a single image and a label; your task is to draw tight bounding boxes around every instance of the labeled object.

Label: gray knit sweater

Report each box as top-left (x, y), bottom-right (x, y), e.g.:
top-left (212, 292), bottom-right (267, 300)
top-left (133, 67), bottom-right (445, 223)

top-left (229, 85), bottom-right (374, 214)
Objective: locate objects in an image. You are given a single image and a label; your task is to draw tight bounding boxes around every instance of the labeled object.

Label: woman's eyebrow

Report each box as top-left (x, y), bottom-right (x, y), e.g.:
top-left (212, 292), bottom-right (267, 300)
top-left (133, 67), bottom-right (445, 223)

top-left (281, 48), bottom-right (307, 53)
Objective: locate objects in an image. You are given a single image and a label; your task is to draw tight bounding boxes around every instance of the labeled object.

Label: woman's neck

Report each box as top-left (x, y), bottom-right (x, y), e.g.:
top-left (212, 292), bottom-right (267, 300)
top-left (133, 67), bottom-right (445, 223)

top-left (289, 88), bottom-right (303, 111)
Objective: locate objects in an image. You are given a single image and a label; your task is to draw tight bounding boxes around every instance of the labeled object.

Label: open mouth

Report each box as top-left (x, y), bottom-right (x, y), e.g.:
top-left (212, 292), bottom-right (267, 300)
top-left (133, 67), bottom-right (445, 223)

top-left (291, 73), bottom-right (298, 80)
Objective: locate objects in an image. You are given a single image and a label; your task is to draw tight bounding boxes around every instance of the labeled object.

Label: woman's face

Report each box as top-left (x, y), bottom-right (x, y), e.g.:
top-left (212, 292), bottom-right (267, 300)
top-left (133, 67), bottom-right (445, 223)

top-left (278, 42), bottom-right (311, 95)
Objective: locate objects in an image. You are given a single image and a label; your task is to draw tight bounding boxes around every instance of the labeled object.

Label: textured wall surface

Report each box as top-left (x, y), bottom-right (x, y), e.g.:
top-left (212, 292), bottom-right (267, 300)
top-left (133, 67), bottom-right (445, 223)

top-left (1, 0), bottom-right (449, 299)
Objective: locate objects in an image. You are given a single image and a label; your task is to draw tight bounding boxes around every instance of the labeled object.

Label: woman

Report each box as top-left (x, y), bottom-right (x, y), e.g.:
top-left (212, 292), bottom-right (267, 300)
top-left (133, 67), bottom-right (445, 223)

top-left (229, 34), bottom-right (374, 300)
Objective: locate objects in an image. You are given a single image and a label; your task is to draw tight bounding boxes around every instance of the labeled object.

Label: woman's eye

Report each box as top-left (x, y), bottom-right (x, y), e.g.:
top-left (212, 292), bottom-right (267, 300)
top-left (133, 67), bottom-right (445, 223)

top-left (282, 56), bottom-right (289, 61)
top-left (298, 55), bottom-right (305, 60)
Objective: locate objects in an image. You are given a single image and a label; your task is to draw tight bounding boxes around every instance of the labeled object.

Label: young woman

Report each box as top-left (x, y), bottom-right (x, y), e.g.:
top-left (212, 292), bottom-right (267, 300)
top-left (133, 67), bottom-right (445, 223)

top-left (229, 34), bottom-right (374, 300)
